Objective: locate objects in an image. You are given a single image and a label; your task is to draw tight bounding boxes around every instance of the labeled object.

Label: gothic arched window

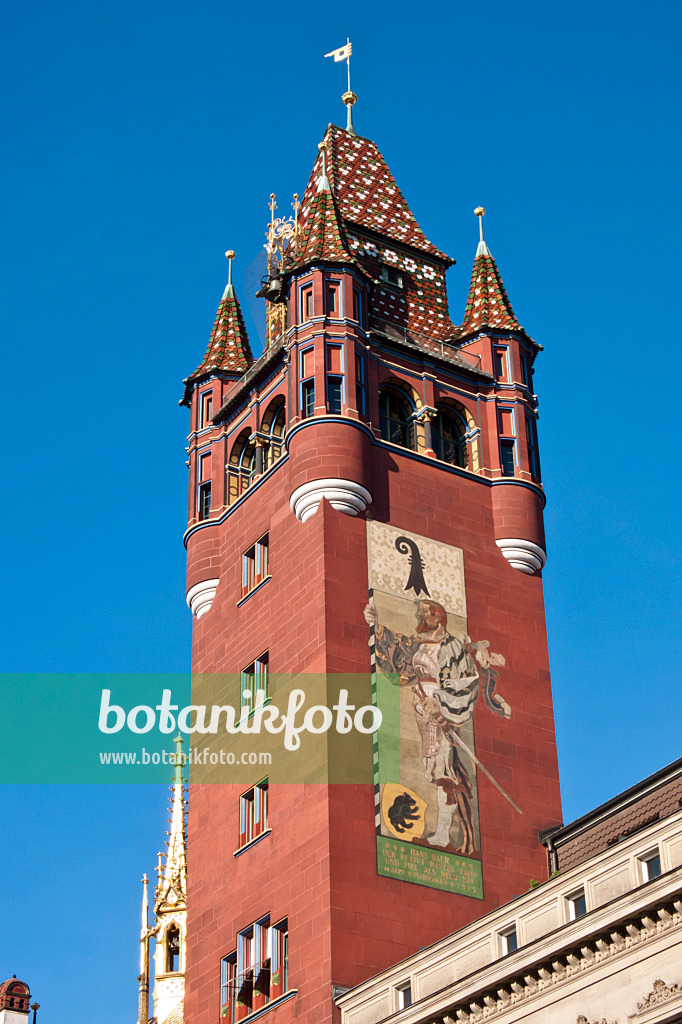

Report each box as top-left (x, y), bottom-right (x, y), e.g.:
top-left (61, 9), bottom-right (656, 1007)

top-left (378, 388), bottom-right (415, 450)
top-left (432, 407), bottom-right (468, 469)
top-left (166, 924), bottom-right (181, 973)
top-left (261, 398), bottom-right (286, 471)
top-left (228, 430), bottom-right (256, 504)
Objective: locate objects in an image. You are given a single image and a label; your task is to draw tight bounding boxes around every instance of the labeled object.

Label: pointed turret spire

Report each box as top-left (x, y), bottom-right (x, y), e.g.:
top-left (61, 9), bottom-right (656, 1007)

top-left (137, 875), bottom-right (150, 1024)
top-left (180, 251), bottom-right (254, 406)
top-left (458, 209), bottom-right (525, 339)
top-left (157, 734), bottom-right (187, 907)
top-left (288, 140), bottom-right (357, 270)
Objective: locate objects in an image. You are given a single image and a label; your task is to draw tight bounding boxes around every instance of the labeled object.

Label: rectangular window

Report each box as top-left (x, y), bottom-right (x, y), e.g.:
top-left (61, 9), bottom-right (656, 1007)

top-left (223, 917), bottom-right (289, 1018)
top-left (327, 377), bottom-right (343, 415)
top-left (380, 265), bottom-right (403, 289)
top-left (500, 439), bottom-right (516, 477)
top-left (197, 451), bottom-right (212, 519)
top-left (355, 351), bottom-right (366, 416)
top-left (493, 346), bottom-right (509, 382)
top-left (242, 535), bottom-right (269, 596)
top-left (525, 415), bottom-right (539, 480)
top-left (240, 779), bottom-right (269, 848)
top-left (301, 285), bottom-right (313, 321)
top-left (352, 287), bottom-right (363, 324)
top-left (325, 281), bottom-right (340, 316)
top-left (301, 380), bottom-right (315, 418)
top-left (220, 953), bottom-right (237, 1023)
top-left (640, 850), bottom-right (662, 881)
top-left (568, 890), bottom-right (587, 919)
top-left (242, 652), bottom-right (269, 710)
top-left (520, 352), bottom-right (531, 387)
top-left (396, 983), bottom-right (412, 1010)
top-left (500, 927), bottom-right (518, 955)
top-left (301, 348), bottom-right (315, 418)
top-left (200, 391), bottom-right (213, 428)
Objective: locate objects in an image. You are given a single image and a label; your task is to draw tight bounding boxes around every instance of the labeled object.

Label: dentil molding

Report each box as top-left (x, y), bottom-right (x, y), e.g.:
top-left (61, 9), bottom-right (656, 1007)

top-left (290, 478), bottom-right (372, 523)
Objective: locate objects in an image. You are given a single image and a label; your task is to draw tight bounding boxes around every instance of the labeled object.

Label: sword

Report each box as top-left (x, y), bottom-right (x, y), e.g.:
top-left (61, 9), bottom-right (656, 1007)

top-left (445, 727), bottom-right (523, 815)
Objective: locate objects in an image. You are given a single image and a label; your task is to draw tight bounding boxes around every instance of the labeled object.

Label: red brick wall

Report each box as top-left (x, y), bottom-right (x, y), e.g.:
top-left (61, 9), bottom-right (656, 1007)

top-left (184, 432), bottom-right (562, 1024)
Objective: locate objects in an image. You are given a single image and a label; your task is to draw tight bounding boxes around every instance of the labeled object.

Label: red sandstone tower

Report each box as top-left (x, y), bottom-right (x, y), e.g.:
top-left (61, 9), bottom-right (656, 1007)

top-left (180, 95), bottom-right (562, 1024)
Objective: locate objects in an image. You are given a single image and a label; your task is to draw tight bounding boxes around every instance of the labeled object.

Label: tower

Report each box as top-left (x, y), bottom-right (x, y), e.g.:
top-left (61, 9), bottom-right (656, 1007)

top-left (0, 978), bottom-right (32, 1024)
top-left (137, 736), bottom-right (187, 1024)
top-left (181, 93), bottom-right (562, 1024)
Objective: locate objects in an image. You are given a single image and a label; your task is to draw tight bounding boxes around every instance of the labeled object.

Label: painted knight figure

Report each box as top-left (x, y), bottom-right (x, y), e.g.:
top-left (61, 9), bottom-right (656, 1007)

top-left (366, 521), bottom-right (516, 898)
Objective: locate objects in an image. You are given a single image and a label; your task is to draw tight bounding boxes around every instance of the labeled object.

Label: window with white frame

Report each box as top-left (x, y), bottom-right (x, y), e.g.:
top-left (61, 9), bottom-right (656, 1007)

top-left (221, 917), bottom-right (289, 1021)
top-left (239, 779), bottom-right (268, 848)
top-left (640, 849), bottom-right (662, 881)
top-left (500, 926), bottom-right (518, 955)
top-left (396, 982), bottom-right (412, 1009)
top-left (567, 889), bottom-right (587, 919)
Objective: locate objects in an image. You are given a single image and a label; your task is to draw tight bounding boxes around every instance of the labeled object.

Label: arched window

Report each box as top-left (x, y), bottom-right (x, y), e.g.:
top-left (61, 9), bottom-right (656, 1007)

top-left (378, 388), bottom-right (415, 450)
top-left (432, 407), bottom-right (468, 469)
top-left (165, 924), bottom-right (181, 973)
top-left (228, 430), bottom-right (256, 504)
top-left (261, 398), bottom-right (286, 471)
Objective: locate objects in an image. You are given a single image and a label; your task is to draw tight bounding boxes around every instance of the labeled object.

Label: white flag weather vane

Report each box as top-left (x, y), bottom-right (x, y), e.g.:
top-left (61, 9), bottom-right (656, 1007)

top-left (325, 39), bottom-right (353, 92)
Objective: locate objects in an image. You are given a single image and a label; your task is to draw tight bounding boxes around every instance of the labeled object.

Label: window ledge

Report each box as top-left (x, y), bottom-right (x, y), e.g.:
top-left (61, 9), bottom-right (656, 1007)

top-left (234, 828), bottom-right (272, 858)
top-left (237, 576), bottom-right (271, 607)
top-left (226, 990), bottom-right (297, 1022)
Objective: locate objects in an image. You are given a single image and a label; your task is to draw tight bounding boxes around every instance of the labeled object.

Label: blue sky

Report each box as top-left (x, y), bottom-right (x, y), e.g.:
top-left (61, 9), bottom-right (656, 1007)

top-left (1, 0), bottom-right (681, 1019)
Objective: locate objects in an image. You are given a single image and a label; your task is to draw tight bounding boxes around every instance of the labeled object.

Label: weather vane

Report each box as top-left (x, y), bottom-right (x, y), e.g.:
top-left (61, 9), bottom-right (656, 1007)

top-left (325, 39), bottom-right (357, 135)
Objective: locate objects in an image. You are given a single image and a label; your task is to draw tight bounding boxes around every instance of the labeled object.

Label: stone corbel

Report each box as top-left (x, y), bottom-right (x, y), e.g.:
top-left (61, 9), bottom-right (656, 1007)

top-left (186, 579), bottom-right (219, 619)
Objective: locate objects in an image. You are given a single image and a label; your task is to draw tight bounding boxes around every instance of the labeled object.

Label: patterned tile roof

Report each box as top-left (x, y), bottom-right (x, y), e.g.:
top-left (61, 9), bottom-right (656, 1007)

top-left (299, 125), bottom-right (452, 262)
top-left (292, 125), bottom-right (460, 345)
top-left (180, 283), bottom-right (253, 406)
top-left (289, 183), bottom-right (356, 269)
top-left (458, 244), bottom-right (525, 339)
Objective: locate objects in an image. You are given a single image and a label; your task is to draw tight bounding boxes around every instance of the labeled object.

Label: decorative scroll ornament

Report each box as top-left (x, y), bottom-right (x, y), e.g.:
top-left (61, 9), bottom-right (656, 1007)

top-left (264, 193), bottom-right (297, 274)
top-left (637, 980), bottom-right (682, 1013)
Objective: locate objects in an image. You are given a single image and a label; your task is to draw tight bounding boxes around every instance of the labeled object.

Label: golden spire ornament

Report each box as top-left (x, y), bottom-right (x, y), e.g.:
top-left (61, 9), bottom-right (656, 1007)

top-left (474, 207), bottom-right (490, 256)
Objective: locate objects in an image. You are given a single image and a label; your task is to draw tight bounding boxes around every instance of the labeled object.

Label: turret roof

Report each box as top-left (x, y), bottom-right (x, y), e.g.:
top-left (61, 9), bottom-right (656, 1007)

top-left (458, 244), bottom-right (527, 340)
top-left (180, 281), bottom-right (253, 406)
top-left (298, 125), bottom-right (451, 263)
top-left (290, 180), bottom-right (356, 270)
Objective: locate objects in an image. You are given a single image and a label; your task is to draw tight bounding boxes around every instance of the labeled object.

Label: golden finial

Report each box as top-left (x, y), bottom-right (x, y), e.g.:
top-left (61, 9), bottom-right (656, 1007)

top-left (343, 90), bottom-right (357, 135)
top-left (292, 193), bottom-right (301, 243)
top-left (269, 193), bottom-right (277, 222)
top-left (224, 249), bottom-right (235, 287)
top-left (474, 207), bottom-right (486, 243)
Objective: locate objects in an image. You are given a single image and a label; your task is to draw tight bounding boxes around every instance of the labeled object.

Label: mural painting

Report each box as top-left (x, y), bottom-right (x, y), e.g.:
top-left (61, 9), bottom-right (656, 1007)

top-left (365, 522), bottom-right (517, 898)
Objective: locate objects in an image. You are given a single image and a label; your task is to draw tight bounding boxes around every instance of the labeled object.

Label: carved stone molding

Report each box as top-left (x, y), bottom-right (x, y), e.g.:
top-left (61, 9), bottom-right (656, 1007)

top-left (432, 897), bottom-right (681, 1024)
top-left (577, 1016), bottom-right (619, 1024)
top-left (186, 578), bottom-right (219, 619)
top-left (289, 478), bottom-right (372, 522)
top-left (495, 538), bottom-right (547, 575)
top-left (637, 980), bottom-right (681, 1013)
